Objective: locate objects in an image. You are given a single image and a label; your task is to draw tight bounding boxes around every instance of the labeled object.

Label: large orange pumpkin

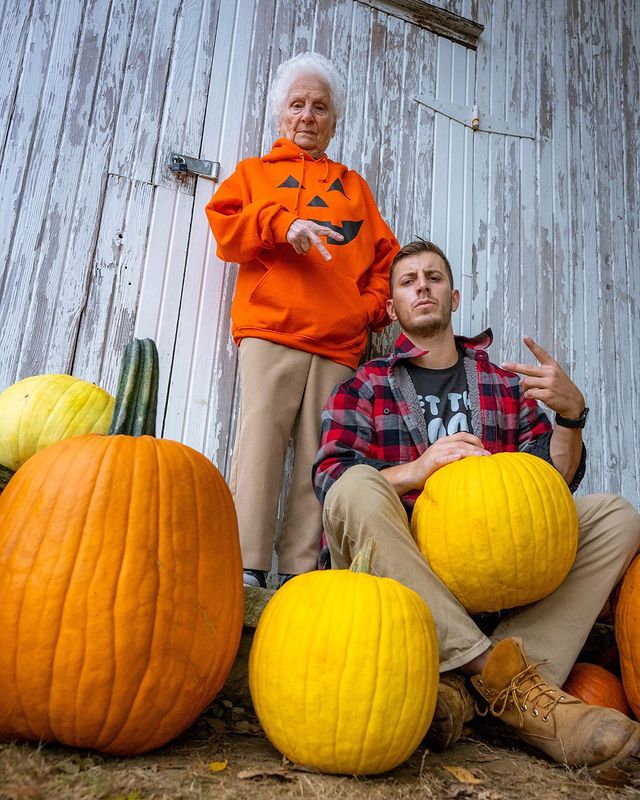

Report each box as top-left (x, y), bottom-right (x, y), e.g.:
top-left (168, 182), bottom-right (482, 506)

top-left (562, 663), bottom-right (632, 717)
top-left (0, 340), bottom-right (243, 754)
top-left (615, 555), bottom-right (640, 718)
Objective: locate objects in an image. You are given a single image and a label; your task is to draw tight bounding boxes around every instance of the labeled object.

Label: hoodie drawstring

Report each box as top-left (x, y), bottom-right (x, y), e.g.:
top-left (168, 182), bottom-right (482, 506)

top-left (295, 153), bottom-right (306, 214)
top-left (319, 154), bottom-right (329, 183)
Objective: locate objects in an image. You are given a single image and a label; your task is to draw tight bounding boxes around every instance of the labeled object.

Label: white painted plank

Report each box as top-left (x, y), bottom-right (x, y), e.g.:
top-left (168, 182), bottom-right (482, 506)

top-left (518, 0), bottom-right (539, 356)
top-left (14, 0), bottom-right (135, 381)
top-left (0, 0), bottom-right (86, 381)
top-left (108, 0), bottom-right (180, 184)
top-left (134, 186), bottom-right (193, 431)
top-left (469, 0), bottom-right (492, 336)
top-left (498, 1), bottom-right (522, 366)
top-left (430, 37), bottom-right (453, 246)
top-left (163, 0), bottom-right (256, 473)
top-left (0, 0), bottom-right (32, 156)
top-left (154, 0), bottom-right (220, 191)
top-left (73, 174), bottom-right (155, 394)
top-left (617, 0), bottom-right (640, 505)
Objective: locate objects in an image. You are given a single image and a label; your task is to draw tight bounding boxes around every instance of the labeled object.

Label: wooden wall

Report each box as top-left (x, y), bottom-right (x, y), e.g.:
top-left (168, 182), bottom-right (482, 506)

top-left (0, 0), bottom-right (638, 509)
top-left (466, 0), bottom-right (640, 504)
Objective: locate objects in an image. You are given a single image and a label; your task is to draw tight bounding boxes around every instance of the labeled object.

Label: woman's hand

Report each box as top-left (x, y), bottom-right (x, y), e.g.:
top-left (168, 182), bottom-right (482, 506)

top-left (287, 219), bottom-right (344, 261)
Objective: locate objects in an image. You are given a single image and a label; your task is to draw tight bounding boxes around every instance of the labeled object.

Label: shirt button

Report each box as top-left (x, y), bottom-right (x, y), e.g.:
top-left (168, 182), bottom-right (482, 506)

top-left (383, 408), bottom-right (390, 415)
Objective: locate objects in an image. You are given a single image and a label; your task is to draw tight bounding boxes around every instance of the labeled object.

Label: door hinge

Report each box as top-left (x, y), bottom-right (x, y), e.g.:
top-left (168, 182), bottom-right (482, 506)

top-left (414, 95), bottom-right (535, 140)
top-left (169, 153), bottom-right (221, 181)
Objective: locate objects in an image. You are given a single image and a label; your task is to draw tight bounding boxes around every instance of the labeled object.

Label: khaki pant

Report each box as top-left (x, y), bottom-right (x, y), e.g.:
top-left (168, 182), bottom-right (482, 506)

top-left (323, 464), bottom-right (640, 684)
top-left (231, 338), bottom-right (352, 575)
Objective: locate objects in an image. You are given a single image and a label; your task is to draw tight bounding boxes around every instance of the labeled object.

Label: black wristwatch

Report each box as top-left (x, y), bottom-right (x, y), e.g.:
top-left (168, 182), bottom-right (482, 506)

top-left (555, 407), bottom-right (589, 429)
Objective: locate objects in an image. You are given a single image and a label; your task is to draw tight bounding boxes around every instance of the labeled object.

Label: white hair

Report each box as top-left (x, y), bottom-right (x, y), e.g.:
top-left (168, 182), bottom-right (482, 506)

top-left (269, 52), bottom-right (345, 124)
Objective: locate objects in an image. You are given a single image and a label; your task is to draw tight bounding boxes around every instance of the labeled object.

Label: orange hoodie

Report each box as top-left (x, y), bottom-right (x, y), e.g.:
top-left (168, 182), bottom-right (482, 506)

top-left (205, 138), bottom-right (399, 369)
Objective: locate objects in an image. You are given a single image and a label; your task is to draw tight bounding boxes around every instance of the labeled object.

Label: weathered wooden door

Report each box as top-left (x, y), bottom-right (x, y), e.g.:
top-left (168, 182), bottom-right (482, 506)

top-left (160, 0), bottom-right (481, 477)
top-left (0, 0), bottom-right (221, 407)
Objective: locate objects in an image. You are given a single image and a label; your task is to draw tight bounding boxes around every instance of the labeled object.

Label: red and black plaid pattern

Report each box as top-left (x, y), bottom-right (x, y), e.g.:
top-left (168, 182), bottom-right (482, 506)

top-left (313, 329), bottom-right (584, 515)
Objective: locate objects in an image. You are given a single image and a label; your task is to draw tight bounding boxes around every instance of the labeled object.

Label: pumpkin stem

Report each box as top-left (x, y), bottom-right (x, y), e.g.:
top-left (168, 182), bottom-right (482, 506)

top-left (108, 338), bottom-right (159, 437)
top-left (349, 538), bottom-right (376, 574)
top-left (0, 464), bottom-right (14, 493)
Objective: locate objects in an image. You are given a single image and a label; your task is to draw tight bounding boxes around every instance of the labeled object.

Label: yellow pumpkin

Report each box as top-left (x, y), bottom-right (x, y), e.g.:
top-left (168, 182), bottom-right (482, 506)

top-left (0, 374), bottom-right (114, 471)
top-left (411, 452), bottom-right (578, 614)
top-left (248, 544), bottom-right (439, 775)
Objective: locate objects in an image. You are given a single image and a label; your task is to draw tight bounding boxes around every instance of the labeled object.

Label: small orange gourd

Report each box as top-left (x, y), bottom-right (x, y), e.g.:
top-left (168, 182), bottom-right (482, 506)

top-left (563, 663), bottom-right (632, 717)
top-left (0, 340), bottom-right (243, 754)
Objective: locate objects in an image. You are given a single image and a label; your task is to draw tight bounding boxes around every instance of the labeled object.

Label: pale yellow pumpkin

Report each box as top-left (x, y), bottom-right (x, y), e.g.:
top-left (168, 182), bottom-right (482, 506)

top-left (411, 451), bottom-right (578, 614)
top-left (0, 374), bottom-right (114, 471)
top-left (249, 552), bottom-right (439, 775)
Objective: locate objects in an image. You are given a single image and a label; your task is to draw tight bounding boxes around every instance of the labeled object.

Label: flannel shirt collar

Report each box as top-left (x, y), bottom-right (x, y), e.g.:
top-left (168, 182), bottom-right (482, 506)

top-left (391, 328), bottom-right (494, 367)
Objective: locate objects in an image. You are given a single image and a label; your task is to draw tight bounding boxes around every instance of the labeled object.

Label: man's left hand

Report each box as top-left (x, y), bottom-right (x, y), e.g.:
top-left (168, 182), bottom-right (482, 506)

top-left (502, 336), bottom-right (585, 418)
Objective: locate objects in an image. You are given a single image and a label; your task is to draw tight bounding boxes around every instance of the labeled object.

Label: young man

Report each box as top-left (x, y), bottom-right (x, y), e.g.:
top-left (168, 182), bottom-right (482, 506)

top-left (313, 239), bottom-right (640, 771)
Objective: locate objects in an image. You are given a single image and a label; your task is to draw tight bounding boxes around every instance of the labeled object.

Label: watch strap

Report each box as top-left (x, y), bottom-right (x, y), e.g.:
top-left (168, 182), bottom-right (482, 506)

top-left (555, 407), bottom-right (589, 429)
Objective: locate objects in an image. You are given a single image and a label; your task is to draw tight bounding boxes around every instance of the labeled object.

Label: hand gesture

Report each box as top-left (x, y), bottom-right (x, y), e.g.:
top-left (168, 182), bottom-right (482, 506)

top-left (502, 337), bottom-right (585, 418)
top-left (286, 219), bottom-right (344, 261)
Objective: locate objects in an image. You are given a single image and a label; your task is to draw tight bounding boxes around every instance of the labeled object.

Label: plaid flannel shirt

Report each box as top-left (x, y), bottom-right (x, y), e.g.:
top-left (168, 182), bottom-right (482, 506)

top-left (313, 329), bottom-right (586, 516)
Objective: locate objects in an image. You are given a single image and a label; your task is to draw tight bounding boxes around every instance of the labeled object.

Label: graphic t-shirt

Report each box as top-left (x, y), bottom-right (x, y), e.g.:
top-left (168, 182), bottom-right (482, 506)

top-left (405, 353), bottom-right (472, 444)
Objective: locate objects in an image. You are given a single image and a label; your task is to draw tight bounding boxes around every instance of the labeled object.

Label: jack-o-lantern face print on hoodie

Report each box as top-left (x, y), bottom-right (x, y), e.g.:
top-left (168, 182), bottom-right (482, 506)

top-left (276, 174), bottom-right (364, 245)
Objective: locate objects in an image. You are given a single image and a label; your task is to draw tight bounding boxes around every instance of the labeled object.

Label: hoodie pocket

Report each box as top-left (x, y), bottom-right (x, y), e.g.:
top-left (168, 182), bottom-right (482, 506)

top-left (248, 262), bottom-right (368, 345)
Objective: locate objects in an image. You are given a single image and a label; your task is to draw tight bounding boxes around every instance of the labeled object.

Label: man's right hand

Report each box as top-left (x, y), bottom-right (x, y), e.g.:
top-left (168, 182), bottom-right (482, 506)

top-left (381, 432), bottom-right (490, 497)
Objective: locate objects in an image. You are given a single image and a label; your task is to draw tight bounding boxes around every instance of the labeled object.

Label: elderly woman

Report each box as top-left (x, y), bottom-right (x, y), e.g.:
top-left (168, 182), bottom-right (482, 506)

top-left (206, 51), bottom-right (398, 588)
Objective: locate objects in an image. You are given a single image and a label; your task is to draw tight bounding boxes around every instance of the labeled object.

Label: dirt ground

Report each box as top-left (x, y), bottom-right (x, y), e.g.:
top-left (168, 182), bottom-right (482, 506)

top-left (1, 701), bottom-right (639, 800)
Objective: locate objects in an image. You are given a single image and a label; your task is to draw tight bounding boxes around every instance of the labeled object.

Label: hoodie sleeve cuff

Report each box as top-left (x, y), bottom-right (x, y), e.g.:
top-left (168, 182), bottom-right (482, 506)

top-left (270, 210), bottom-right (298, 245)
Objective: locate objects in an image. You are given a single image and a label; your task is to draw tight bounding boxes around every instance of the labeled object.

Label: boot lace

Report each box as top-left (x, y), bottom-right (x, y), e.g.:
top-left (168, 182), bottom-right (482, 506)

top-left (476, 661), bottom-right (576, 726)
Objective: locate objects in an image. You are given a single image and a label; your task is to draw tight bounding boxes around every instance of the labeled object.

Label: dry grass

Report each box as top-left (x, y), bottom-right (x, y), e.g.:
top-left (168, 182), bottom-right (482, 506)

top-left (0, 712), bottom-right (637, 800)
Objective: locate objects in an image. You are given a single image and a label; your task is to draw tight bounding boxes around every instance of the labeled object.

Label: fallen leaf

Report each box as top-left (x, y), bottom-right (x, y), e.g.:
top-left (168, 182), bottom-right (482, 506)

top-left (237, 767), bottom-right (295, 781)
top-left (208, 760), bottom-right (228, 772)
top-left (443, 765), bottom-right (484, 784)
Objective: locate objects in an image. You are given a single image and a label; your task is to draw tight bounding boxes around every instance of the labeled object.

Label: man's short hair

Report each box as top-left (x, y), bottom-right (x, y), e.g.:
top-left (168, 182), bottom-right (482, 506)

top-left (390, 238), bottom-right (454, 290)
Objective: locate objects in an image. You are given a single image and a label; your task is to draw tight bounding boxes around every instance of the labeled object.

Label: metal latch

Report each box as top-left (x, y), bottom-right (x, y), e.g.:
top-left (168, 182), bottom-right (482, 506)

top-left (169, 153), bottom-right (220, 181)
top-left (414, 96), bottom-right (535, 140)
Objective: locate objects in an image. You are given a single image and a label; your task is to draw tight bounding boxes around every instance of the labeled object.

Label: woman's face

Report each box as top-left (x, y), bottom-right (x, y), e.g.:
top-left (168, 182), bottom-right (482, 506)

top-left (279, 74), bottom-right (336, 158)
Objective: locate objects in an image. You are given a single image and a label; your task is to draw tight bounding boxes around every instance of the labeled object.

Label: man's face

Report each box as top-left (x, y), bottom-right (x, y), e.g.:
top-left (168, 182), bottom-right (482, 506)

top-left (279, 75), bottom-right (336, 158)
top-left (386, 251), bottom-right (459, 337)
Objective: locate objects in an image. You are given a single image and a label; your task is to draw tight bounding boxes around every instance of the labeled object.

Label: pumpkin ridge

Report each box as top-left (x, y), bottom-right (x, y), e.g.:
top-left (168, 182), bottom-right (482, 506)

top-left (479, 458), bottom-right (499, 609)
top-left (378, 579), bottom-right (410, 772)
top-left (72, 436), bottom-right (124, 745)
top-left (165, 442), bottom-right (219, 730)
top-left (44, 381), bottom-right (96, 447)
top-left (0, 449), bottom-right (58, 741)
top-left (356, 575), bottom-right (383, 773)
top-left (526, 454), bottom-right (572, 596)
top-left (100, 437), bottom-right (165, 753)
top-left (62, 436), bottom-right (130, 747)
top-left (521, 455), bottom-right (552, 596)
top-left (509, 455), bottom-right (533, 604)
top-left (332, 573), bottom-right (354, 768)
top-left (45, 437), bottom-right (111, 744)
top-left (86, 436), bottom-right (148, 749)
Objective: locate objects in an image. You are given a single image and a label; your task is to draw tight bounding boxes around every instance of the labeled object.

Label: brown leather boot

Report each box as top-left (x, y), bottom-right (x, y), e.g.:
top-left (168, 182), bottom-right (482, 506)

top-left (424, 672), bottom-right (476, 751)
top-left (470, 638), bottom-right (640, 770)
